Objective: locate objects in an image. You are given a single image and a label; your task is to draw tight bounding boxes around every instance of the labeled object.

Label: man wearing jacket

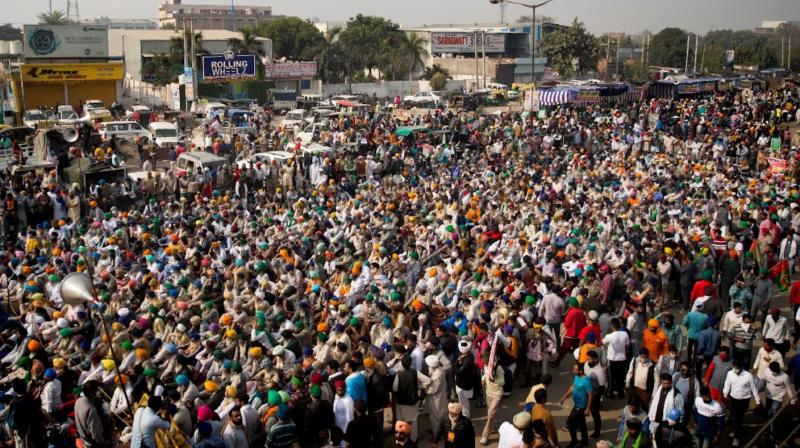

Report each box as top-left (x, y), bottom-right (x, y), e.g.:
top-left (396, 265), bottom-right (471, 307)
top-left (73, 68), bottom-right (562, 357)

top-left (435, 402), bottom-right (475, 448)
top-left (647, 373), bottom-right (684, 435)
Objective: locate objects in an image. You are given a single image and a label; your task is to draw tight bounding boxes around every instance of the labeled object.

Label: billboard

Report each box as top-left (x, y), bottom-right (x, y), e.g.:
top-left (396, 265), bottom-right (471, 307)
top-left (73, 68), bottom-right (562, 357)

top-left (431, 32), bottom-right (506, 53)
top-left (23, 24), bottom-right (108, 59)
top-left (22, 63), bottom-right (123, 82)
top-left (201, 52), bottom-right (257, 81)
top-left (264, 62), bottom-right (317, 79)
top-left (184, 67), bottom-right (195, 100)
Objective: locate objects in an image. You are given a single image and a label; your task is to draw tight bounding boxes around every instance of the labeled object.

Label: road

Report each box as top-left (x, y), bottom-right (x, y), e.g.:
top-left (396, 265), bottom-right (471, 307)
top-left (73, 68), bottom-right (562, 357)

top-left (398, 289), bottom-right (798, 447)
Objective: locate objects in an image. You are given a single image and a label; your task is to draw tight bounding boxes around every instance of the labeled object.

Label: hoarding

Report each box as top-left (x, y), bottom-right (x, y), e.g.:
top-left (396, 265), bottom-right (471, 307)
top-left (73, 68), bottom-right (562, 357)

top-left (23, 24), bottom-right (108, 59)
top-left (184, 67), bottom-right (195, 100)
top-left (264, 62), bottom-right (317, 79)
top-left (22, 63), bottom-right (123, 82)
top-left (201, 53), bottom-right (257, 81)
top-left (431, 32), bottom-right (506, 53)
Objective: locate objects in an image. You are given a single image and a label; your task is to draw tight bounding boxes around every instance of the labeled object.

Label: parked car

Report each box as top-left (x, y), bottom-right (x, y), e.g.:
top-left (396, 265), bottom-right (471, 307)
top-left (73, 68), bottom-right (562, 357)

top-left (235, 150), bottom-right (294, 170)
top-left (281, 109), bottom-right (313, 129)
top-left (175, 152), bottom-right (227, 177)
top-left (83, 100), bottom-right (104, 112)
top-left (23, 109), bottom-right (51, 129)
top-left (148, 122), bottom-right (180, 148)
top-left (296, 122), bottom-right (330, 145)
top-left (98, 121), bottom-right (151, 142)
top-left (403, 91), bottom-right (443, 106)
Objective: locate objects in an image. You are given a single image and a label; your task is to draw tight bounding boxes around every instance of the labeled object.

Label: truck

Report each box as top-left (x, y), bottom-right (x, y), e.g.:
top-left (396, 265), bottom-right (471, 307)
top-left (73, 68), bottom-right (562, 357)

top-left (271, 89), bottom-right (297, 112)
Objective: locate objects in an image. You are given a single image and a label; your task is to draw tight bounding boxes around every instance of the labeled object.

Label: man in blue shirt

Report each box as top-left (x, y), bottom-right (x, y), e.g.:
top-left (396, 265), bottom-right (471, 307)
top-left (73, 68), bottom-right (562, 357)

top-left (560, 363), bottom-right (593, 448)
top-left (697, 316), bottom-right (721, 379)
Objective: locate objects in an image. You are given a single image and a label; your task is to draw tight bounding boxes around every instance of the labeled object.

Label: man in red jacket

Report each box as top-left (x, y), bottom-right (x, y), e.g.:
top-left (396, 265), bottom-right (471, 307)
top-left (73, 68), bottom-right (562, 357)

top-left (690, 270), bottom-right (716, 303)
top-left (551, 297), bottom-right (586, 367)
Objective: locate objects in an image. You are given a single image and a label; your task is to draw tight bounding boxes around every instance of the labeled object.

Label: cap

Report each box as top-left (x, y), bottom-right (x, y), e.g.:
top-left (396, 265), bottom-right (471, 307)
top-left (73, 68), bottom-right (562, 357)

top-left (512, 411), bottom-right (531, 429)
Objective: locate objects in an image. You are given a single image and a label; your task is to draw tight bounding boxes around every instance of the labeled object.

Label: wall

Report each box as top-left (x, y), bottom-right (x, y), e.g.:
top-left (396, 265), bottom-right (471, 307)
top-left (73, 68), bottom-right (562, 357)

top-left (123, 77), bottom-right (171, 107)
top-left (23, 81), bottom-right (119, 110)
top-left (432, 57), bottom-right (499, 80)
top-left (322, 80), bottom-right (467, 98)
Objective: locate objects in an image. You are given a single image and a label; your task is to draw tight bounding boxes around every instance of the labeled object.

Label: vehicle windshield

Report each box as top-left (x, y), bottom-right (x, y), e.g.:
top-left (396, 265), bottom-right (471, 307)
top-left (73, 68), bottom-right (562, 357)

top-left (154, 129), bottom-right (178, 137)
top-left (59, 112), bottom-right (78, 119)
top-left (26, 112), bottom-right (46, 120)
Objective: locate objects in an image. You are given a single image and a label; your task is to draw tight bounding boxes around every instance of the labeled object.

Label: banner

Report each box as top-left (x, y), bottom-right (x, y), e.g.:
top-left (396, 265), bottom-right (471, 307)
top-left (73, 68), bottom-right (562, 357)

top-left (24, 24), bottom-right (108, 59)
top-left (770, 137), bottom-right (782, 150)
top-left (264, 62), bottom-right (317, 79)
top-left (768, 157), bottom-right (787, 174)
top-left (431, 32), bottom-right (506, 53)
top-left (202, 53), bottom-right (257, 81)
top-left (184, 67), bottom-right (195, 100)
top-left (22, 63), bottom-right (122, 82)
top-left (575, 90), bottom-right (600, 102)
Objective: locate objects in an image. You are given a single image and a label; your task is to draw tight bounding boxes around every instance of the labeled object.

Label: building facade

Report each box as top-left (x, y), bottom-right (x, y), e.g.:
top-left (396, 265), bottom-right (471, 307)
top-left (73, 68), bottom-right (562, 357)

top-left (108, 29), bottom-right (272, 82)
top-left (158, 0), bottom-right (281, 31)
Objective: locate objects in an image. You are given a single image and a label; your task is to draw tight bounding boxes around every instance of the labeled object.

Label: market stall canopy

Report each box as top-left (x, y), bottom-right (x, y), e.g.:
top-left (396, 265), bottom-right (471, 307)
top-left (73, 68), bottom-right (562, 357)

top-left (395, 126), bottom-right (430, 137)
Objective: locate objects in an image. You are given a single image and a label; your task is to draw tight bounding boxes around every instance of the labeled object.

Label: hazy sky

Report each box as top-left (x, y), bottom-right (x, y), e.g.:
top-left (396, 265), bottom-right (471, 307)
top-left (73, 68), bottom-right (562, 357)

top-left (6, 0), bottom-right (799, 34)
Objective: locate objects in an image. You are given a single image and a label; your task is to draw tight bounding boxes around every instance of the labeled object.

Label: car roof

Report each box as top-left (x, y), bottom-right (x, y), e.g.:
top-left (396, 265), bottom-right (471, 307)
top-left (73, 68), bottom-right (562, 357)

top-left (287, 109), bottom-right (307, 114)
top-left (131, 105), bottom-right (151, 111)
top-left (180, 152), bottom-right (226, 163)
top-left (149, 122), bottom-right (176, 129)
top-left (102, 121), bottom-right (139, 125)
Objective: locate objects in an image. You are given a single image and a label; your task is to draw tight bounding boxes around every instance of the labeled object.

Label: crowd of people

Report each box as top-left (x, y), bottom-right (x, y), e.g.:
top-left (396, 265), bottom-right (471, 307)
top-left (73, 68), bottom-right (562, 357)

top-left (0, 83), bottom-right (799, 448)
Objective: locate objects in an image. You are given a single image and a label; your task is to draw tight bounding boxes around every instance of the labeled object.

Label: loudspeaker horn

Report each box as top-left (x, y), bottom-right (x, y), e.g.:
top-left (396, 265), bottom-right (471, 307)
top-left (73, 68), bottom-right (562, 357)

top-left (58, 272), bottom-right (95, 306)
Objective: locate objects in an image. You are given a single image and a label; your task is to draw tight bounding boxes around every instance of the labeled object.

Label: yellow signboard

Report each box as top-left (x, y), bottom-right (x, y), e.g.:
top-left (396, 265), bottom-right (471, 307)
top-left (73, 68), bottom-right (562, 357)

top-left (22, 63), bottom-right (123, 83)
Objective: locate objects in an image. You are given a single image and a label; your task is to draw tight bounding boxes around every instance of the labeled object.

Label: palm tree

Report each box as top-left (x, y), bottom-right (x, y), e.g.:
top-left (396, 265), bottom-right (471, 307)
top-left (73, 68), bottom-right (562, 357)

top-left (316, 28), bottom-right (345, 84)
top-left (423, 64), bottom-right (452, 81)
top-left (169, 30), bottom-right (205, 66)
top-left (228, 28), bottom-right (267, 79)
top-left (142, 54), bottom-right (181, 86)
top-left (37, 10), bottom-right (71, 25)
top-left (402, 32), bottom-right (429, 80)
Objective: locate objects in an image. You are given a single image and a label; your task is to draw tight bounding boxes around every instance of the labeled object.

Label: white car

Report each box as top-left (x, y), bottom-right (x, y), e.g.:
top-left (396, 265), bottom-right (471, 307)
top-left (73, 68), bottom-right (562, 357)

top-left (98, 121), bottom-right (151, 142)
top-left (235, 151), bottom-right (294, 170)
top-left (148, 122), bottom-right (180, 148)
top-left (281, 109), bottom-right (313, 129)
top-left (403, 91), bottom-right (443, 105)
top-left (84, 100), bottom-right (104, 112)
top-left (23, 109), bottom-right (49, 129)
top-left (126, 105), bottom-right (152, 119)
top-left (296, 122), bottom-right (330, 145)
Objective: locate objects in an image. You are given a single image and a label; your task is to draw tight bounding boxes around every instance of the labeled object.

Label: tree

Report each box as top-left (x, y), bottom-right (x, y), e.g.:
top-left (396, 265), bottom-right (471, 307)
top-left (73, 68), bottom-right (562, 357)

top-left (649, 27), bottom-right (688, 68)
top-left (142, 54), bottom-right (181, 86)
top-left (0, 24), bottom-right (21, 41)
top-left (229, 28), bottom-right (267, 78)
top-left (423, 64), bottom-right (452, 81)
top-left (516, 15), bottom-right (555, 24)
top-left (168, 30), bottom-right (205, 66)
top-left (337, 15), bottom-right (403, 80)
top-left (429, 72), bottom-right (448, 91)
top-left (255, 17), bottom-right (325, 61)
top-left (539, 18), bottom-right (599, 78)
top-left (316, 28), bottom-right (346, 84)
top-left (37, 10), bottom-right (71, 25)
top-left (620, 61), bottom-right (650, 81)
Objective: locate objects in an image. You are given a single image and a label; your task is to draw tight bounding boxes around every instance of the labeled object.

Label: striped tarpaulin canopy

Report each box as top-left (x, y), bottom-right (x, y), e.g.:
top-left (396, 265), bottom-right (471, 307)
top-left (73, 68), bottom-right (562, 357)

top-left (537, 89), bottom-right (573, 106)
top-left (644, 82), bottom-right (677, 99)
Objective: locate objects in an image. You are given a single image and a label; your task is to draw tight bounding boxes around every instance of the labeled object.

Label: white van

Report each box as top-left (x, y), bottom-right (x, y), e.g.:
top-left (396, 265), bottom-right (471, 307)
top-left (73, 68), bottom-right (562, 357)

top-left (235, 150), bottom-right (294, 169)
top-left (281, 109), bottom-right (312, 128)
top-left (175, 152), bottom-right (227, 177)
top-left (148, 122), bottom-right (180, 148)
top-left (98, 121), bottom-right (151, 142)
top-left (205, 102), bottom-right (227, 120)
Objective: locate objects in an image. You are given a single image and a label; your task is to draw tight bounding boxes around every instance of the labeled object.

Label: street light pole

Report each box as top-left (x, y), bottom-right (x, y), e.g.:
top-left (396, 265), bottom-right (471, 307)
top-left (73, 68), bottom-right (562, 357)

top-left (490, 0), bottom-right (554, 84)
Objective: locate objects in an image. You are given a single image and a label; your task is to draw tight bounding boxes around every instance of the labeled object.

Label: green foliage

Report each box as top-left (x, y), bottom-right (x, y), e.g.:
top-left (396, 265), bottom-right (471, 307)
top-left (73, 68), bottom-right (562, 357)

top-left (539, 18), bottom-right (600, 78)
top-left (620, 61), bottom-right (650, 81)
top-left (429, 72), bottom-right (448, 91)
top-left (228, 28), bottom-right (267, 79)
top-left (142, 54), bottom-right (182, 86)
top-left (423, 64), bottom-right (452, 81)
top-left (37, 10), bottom-right (71, 25)
top-left (255, 17), bottom-right (325, 61)
top-left (0, 24), bottom-right (21, 41)
top-left (650, 27), bottom-right (688, 68)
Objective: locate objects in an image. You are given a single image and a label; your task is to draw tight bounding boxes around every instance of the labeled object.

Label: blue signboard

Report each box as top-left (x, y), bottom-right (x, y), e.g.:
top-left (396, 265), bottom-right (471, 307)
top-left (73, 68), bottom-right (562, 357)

top-left (201, 53), bottom-right (256, 81)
